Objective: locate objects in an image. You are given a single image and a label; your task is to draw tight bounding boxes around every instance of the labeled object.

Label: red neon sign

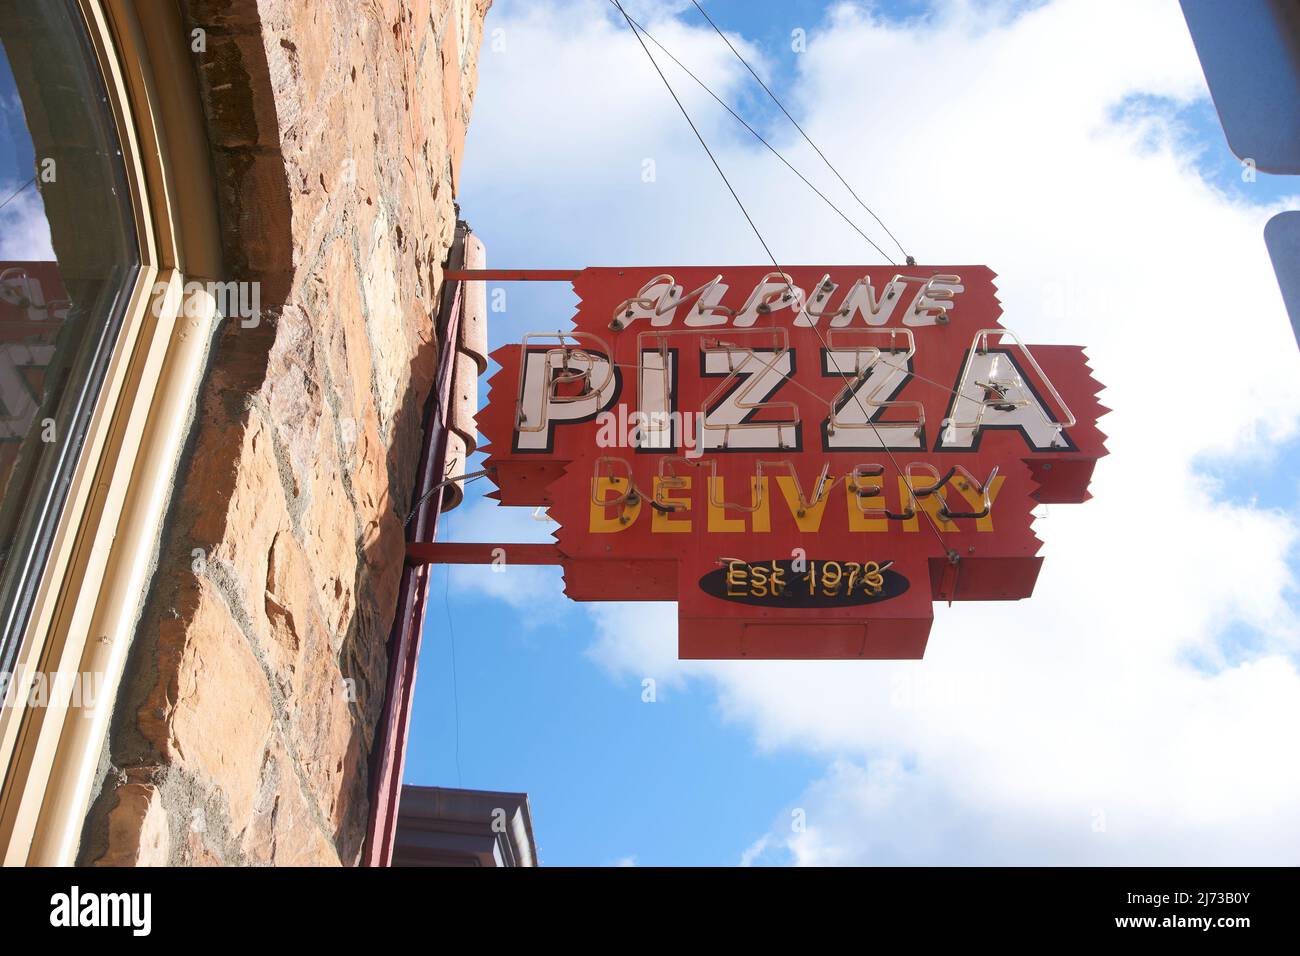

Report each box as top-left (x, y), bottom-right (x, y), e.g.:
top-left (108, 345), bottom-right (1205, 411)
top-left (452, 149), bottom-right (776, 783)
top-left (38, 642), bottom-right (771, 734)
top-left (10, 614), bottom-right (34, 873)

top-left (478, 266), bottom-right (1107, 659)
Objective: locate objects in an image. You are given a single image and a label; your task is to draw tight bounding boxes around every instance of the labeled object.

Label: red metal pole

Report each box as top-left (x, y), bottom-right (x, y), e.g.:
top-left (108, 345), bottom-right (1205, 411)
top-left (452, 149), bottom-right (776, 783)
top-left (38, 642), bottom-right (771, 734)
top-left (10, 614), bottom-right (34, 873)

top-left (443, 269), bottom-right (580, 282)
top-left (363, 229), bottom-right (468, 866)
top-left (405, 542), bottom-right (563, 565)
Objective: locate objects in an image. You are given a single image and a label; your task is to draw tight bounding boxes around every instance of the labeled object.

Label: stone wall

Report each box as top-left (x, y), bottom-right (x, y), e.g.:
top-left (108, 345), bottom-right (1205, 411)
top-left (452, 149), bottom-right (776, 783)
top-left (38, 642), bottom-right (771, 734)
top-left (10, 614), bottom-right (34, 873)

top-left (78, 0), bottom-right (490, 866)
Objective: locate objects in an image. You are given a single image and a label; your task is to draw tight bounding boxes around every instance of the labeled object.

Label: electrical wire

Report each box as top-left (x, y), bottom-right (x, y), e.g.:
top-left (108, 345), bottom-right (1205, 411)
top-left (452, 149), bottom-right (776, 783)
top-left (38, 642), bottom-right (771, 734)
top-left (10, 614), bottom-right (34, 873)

top-left (0, 175), bottom-right (36, 213)
top-left (613, 3), bottom-right (895, 265)
top-left (405, 468), bottom-right (487, 526)
top-left (688, 0), bottom-right (913, 265)
top-left (611, 1), bottom-right (791, 295)
top-left (443, 561), bottom-right (463, 788)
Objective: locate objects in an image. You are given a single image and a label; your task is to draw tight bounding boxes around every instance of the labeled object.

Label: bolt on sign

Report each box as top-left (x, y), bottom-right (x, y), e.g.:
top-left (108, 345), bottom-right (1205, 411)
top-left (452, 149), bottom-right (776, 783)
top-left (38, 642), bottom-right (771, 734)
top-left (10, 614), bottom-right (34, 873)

top-left (478, 266), bottom-right (1108, 659)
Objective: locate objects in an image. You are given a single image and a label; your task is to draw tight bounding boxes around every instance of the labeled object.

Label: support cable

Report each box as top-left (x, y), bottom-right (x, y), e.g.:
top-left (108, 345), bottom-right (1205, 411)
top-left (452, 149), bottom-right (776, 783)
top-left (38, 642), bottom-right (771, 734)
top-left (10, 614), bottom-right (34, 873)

top-left (0, 175), bottom-right (36, 213)
top-left (689, 0), bottom-right (914, 265)
top-left (613, 3), bottom-right (895, 265)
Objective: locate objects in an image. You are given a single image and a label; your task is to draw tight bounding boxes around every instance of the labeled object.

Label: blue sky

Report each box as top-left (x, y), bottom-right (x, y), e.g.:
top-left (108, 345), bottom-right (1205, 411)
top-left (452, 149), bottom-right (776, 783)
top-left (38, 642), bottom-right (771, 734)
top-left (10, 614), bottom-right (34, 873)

top-left (405, 550), bottom-right (822, 865)
top-left (0, 0), bottom-right (1294, 868)
top-left (0, 47), bottom-right (52, 261)
top-left (0, 64), bottom-right (34, 183)
top-left (404, 0), bottom-right (1300, 865)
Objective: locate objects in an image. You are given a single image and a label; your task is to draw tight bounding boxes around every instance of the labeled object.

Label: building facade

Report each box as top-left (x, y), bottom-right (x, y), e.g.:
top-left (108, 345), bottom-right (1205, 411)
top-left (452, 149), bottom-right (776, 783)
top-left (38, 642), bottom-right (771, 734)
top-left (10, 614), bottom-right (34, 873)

top-left (0, 0), bottom-right (490, 866)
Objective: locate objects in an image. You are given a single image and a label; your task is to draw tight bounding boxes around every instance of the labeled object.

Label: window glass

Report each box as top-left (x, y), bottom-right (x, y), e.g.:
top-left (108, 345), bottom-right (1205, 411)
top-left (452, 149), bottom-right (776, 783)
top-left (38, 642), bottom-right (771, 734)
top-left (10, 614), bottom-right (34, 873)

top-left (0, 0), bottom-right (139, 673)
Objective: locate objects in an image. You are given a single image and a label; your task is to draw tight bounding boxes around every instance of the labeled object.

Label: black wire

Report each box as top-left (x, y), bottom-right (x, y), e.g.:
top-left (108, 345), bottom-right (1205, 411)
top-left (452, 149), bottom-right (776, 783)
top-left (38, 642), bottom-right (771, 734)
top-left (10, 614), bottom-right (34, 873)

top-left (689, 0), bottom-right (913, 265)
top-left (442, 543), bottom-right (463, 788)
top-left (0, 175), bottom-right (36, 214)
top-left (404, 469), bottom-right (485, 526)
top-left (618, 6), bottom-right (895, 266)
top-left (611, 0), bottom-right (792, 285)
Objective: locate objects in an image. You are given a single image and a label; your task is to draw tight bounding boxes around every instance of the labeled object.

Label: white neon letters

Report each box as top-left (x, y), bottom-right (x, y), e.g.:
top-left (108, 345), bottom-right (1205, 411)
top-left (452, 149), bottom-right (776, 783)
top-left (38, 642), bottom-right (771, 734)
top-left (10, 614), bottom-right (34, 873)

top-left (518, 276), bottom-right (1073, 455)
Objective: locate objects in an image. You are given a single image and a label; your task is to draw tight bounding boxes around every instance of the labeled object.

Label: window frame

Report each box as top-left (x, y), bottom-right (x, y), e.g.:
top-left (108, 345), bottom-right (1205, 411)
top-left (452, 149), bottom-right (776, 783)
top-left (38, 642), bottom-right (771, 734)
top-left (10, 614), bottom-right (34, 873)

top-left (0, 0), bottom-right (226, 865)
top-left (0, 3), bottom-right (143, 677)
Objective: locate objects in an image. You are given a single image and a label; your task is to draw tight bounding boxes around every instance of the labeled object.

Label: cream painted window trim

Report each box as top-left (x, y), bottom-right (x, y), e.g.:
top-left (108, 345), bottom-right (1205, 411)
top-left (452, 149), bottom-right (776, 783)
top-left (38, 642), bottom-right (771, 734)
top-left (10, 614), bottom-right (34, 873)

top-left (0, 0), bottom-right (225, 865)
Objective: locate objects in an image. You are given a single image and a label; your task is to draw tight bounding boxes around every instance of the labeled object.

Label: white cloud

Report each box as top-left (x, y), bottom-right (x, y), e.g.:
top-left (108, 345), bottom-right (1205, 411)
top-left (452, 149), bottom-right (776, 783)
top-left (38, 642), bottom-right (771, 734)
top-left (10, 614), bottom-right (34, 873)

top-left (443, 494), bottom-right (570, 620)
top-left (0, 179), bottom-right (54, 261)
top-left (463, 0), bottom-right (1300, 863)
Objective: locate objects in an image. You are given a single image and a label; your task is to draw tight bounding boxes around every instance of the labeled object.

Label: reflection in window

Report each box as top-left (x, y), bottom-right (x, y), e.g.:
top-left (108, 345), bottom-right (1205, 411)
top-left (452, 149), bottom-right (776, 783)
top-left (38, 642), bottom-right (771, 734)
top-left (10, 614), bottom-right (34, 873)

top-left (0, 0), bottom-right (138, 672)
